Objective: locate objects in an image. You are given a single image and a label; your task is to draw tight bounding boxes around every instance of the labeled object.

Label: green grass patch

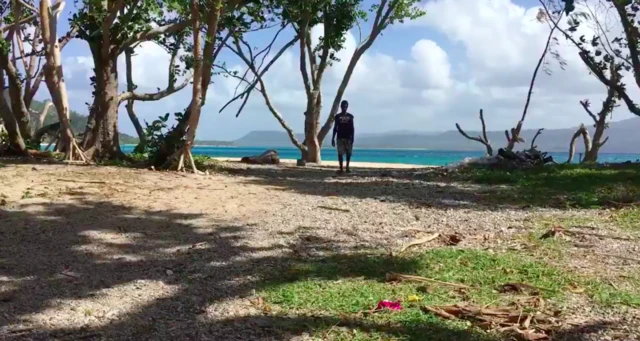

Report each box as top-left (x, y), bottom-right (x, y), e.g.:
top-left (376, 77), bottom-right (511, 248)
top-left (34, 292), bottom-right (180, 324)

top-left (260, 249), bottom-right (640, 340)
top-left (100, 153), bottom-right (222, 171)
top-left (611, 208), bottom-right (640, 231)
top-left (441, 164), bottom-right (640, 208)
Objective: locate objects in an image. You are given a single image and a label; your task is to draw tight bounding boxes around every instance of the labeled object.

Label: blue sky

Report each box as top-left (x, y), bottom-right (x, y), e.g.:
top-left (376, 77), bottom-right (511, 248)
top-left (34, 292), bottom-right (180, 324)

top-left (35, 0), bottom-right (638, 141)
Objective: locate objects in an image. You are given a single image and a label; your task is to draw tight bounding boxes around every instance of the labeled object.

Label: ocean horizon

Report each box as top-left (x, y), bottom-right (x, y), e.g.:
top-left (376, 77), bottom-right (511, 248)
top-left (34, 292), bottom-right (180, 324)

top-left (119, 145), bottom-right (640, 166)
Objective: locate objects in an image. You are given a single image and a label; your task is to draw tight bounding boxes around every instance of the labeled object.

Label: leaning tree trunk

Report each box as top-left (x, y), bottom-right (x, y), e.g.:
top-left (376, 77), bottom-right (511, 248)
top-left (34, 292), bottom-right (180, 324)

top-left (0, 107), bottom-right (28, 155)
top-left (124, 48), bottom-right (147, 153)
top-left (40, 0), bottom-right (86, 162)
top-left (317, 49), bottom-right (366, 145)
top-left (0, 64), bottom-right (28, 155)
top-left (304, 93), bottom-right (322, 163)
top-left (36, 101), bottom-right (53, 133)
top-left (567, 124), bottom-right (591, 164)
top-left (152, 2), bottom-right (223, 168)
top-left (583, 124), bottom-right (602, 163)
top-left (170, 0), bottom-right (223, 172)
top-left (81, 48), bottom-right (122, 160)
top-left (0, 53), bottom-right (31, 141)
top-left (304, 118), bottom-right (321, 163)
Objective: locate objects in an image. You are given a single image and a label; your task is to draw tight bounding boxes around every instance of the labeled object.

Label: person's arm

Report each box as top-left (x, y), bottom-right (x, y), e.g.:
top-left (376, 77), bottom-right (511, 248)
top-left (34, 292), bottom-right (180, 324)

top-left (349, 116), bottom-right (355, 144)
top-left (332, 116), bottom-right (339, 146)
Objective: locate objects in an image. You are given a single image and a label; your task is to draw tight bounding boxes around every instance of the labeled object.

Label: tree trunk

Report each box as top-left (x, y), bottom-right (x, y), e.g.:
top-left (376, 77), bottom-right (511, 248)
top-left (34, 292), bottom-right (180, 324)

top-left (0, 68), bottom-right (27, 155)
top-left (37, 101), bottom-right (53, 132)
top-left (126, 100), bottom-right (146, 153)
top-left (40, 0), bottom-right (80, 160)
top-left (304, 94), bottom-right (322, 163)
top-left (124, 48), bottom-right (146, 152)
top-left (152, 0), bottom-right (227, 168)
top-left (318, 49), bottom-right (365, 144)
top-left (584, 123), bottom-right (604, 163)
top-left (0, 52), bottom-right (31, 140)
top-left (567, 129), bottom-right (580, 164)
top-left (584, 144), bottom-right (599, 163)
top-left (0, 107), bottom-right (28, 155)
top-left (81, 48), bottom-right (122, 160)
top-left (567, 124), bottom-right (590, 164)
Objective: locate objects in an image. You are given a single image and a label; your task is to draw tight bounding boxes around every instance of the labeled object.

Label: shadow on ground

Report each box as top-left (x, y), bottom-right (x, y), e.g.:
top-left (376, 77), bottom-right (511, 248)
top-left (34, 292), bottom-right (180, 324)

top-left (219, 162), bottom-right (640, 210)
top-left (0, 199), bottom-right (555, 341)
top-left (220, 164), bottom-right (504, 211)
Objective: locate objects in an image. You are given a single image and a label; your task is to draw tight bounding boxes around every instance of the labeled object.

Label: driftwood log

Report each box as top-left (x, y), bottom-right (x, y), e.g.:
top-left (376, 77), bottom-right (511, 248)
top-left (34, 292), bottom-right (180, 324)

top-left (497, 148), bottom-right (554, 166)
top-left (240, 149), bottom-right (280, 165)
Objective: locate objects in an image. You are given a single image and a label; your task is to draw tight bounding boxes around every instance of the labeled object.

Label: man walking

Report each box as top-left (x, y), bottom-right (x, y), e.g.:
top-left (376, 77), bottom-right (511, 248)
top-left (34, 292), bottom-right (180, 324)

top-left (331, 100), bottom-right (355, 173)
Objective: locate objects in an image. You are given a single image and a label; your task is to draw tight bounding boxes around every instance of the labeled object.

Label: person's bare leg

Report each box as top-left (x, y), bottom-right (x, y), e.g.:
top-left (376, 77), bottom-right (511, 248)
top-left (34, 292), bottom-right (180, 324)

top-left (346, 153), bottom-right (351, 173)
top-left (338, 154), bottom-right (344, 173)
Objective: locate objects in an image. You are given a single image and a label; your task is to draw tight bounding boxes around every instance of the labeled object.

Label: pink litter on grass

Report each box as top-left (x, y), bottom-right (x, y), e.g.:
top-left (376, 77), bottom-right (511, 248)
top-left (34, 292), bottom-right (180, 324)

top-left (375, 300), bottom-right (402, 311)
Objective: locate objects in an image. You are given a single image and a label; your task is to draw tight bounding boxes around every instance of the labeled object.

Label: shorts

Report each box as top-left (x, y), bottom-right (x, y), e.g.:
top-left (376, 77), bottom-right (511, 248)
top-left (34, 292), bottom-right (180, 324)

top-left (336, 138), bottom-right (353, 155)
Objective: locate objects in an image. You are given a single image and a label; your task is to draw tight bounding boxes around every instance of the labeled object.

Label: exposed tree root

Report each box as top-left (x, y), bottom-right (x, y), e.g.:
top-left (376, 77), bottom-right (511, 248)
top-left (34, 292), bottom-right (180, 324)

top-left (63, 139), bottom-right (89, 164)
top-left (164, 144), bottom-right (202, 174)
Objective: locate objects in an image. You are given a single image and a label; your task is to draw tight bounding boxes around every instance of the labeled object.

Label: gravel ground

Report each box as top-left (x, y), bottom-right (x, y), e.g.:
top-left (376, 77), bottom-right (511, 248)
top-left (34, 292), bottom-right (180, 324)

top-left (0, 162), bottom-right (638, 340)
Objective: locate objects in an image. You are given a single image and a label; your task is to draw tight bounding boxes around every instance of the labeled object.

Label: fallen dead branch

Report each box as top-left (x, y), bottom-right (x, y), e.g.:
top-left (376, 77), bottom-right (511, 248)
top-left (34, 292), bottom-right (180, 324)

top-left (606, 279), bottom-right (619, 290)
top-left (540, 226), bottom-right (635, 241)
top-left (386, 272), bottom-right (471, 289)
top-left (498, 283), bottom-right (541, 296)
top-left (317, 205), bottom-right (351, 213)
top-left (539, 226), bottom-right (565, 240)
top-left (56, 178), bottom-right (120, 184)
top-left (0, 326), bottom-right (36, 335)
top-left (567, 229), bottom-right (635, 241)
top-left (60, 271), bottom-right (80, 279)
top-left (402, 227), bottom-right (436, 234)
top-left (395, 233), bottom-right (440, 254)
top-left (442, 233), bottom-right (464, 246)
top-left (422, 299), bottom-right (561, 341)
top-left (606, 200), bottom-right (638, 208)
top-left (594, 252), bottom-right (640, 263)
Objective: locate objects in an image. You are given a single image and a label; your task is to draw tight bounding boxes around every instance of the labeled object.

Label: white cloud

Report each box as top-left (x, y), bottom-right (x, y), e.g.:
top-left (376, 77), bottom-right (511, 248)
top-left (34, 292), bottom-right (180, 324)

top-left (62, 40), bottom-right (188, 90)
top-left (63, 56), bottom-right (94, 81)
top-left (54, 0), bottom-right (640, 141)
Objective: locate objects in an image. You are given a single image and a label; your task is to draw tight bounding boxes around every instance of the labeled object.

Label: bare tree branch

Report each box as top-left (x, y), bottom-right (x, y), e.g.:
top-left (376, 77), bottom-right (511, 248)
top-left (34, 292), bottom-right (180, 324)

top-left (37, 99), bottom-right (53, 130)
top-left (317, 0), bottom-right (410, 144)
top-left (610, 0), bottom-right (640, 90)
top-left (1, 14), bottom-right (37, 33)
top-left (15, 0), bottom-right (38, 13)
top-left (540, 0), bottom-right (640, 117)
top-left (297, 18), bottom-right (313, 99)
top-left (118, 74), bottom-right (191, 103)
top-left (580, 99), bottom-right (598, 123)
top-left (225, 37), bottom-right (306, 152)
top-left (507, 2), bottom-right (563, 150)
top-left (12, 26), bottom-right (76, 61)
top-left (455, 109), bottom-right (493, 156)
top-left (219, 33), bottom-right (299, 116)
top-left (121, 18), bottom-right (193, 52)
top-left (530, 128), bottom-right (544, 150)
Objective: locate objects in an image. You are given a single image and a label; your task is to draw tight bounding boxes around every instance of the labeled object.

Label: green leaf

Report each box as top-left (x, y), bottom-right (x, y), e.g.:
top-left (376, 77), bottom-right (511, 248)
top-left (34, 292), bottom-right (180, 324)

top-left (562, 0), bottom-right (575, 15)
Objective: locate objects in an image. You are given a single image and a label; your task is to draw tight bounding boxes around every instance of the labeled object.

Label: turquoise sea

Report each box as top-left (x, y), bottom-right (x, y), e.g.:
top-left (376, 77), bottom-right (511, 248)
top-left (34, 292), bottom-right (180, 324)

top-left (120, 145), bottom-right (640, 166)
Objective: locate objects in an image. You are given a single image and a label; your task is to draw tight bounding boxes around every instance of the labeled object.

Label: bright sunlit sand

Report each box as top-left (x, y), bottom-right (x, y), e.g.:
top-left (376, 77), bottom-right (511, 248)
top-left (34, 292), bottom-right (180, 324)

top-left (212, 157), bottom-right (431, 169)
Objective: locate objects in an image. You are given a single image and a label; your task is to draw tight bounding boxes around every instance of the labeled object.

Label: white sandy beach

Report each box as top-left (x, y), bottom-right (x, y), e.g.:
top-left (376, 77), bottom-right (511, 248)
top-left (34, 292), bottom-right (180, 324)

top-left (212, 157), bottom-right (429, 169)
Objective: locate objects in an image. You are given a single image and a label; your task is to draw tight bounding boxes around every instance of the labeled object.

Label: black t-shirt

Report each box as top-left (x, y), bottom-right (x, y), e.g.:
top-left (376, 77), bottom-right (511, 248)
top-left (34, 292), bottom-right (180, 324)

top-left (334, 113), bottom-right (354, 139)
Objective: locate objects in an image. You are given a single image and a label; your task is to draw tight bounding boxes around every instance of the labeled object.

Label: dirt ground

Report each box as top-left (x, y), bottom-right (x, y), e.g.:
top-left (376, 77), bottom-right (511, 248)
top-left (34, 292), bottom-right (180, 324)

top-left (0, 161), bottom-right (638, 340)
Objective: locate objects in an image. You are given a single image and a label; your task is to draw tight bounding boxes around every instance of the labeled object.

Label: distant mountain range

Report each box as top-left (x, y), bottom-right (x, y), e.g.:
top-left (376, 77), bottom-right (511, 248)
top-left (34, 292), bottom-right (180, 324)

top-left (31, 100), bottom-right (138, 144)
top-left (232, 117), bottom-right (640, 153)
top-left (28, 98), bottom-right (640, 153)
